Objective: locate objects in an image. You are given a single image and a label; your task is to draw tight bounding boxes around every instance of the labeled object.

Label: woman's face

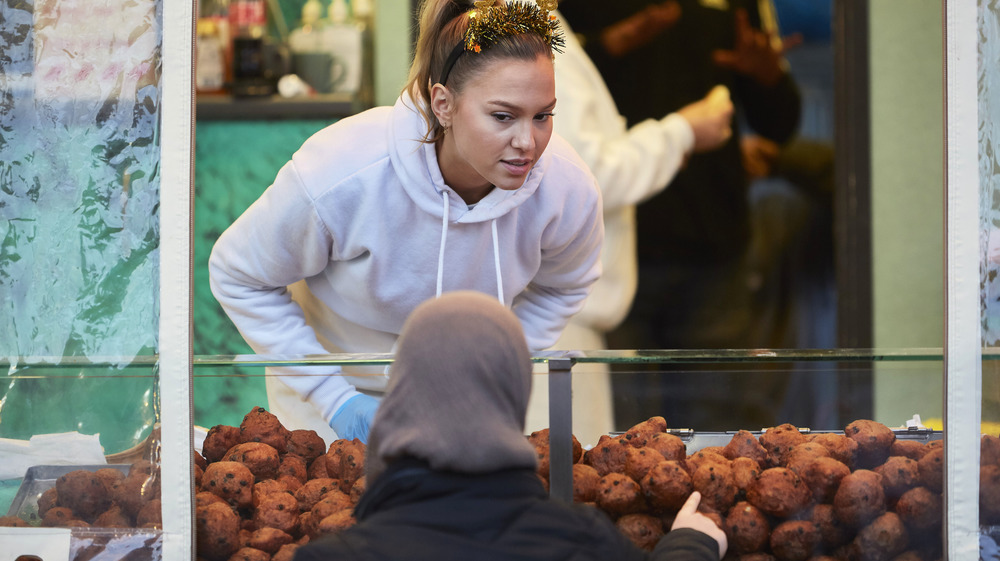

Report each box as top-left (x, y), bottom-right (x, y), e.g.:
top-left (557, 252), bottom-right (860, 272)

top-left (433, 53), bottom-right (556, 204)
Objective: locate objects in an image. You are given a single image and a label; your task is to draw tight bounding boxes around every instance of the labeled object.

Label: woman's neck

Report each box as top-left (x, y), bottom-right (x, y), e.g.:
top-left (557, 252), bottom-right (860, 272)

top-left (435, 136), bottom-right (493, 205)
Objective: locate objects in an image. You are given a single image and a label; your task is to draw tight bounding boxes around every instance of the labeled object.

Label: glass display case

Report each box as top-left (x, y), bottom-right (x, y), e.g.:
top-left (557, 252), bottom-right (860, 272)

top-left (0, 1), bottom-right (993, 560)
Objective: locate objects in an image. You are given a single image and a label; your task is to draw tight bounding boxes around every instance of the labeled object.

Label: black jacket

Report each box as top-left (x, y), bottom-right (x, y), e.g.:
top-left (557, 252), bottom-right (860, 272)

top-left (561, 0), bottom-right (802, 263)
top-left (294, 458), bottom-right (718, 561)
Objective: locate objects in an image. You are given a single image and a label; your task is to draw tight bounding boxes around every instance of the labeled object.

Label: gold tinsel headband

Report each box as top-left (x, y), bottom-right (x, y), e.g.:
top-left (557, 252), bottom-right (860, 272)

top-left (438, 0), bottom-right (565, 86)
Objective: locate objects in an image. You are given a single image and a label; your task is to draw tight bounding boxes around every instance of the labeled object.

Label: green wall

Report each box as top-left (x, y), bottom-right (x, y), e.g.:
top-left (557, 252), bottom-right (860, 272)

top-left (869, 1), bottom-right (945, 424)
top-left (193, 119), bottom-right (334, 429)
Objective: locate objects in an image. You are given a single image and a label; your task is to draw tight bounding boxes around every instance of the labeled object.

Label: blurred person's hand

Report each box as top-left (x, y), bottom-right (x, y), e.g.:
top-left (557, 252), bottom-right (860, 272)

top-left (712, 9), bottom-right (802, 87)
top-left (670, 491), bottom-right (728, 559)
top-left (677, 85), bottom-right (734, 153)
top-left (600, 1), bottom-right (681, 57)
top-left (740, 134), bottom-right (781, 179)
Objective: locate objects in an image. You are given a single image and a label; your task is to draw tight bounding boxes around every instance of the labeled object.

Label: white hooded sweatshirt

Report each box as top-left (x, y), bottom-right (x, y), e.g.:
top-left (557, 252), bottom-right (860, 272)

top-left (209, 93), bottom-right (603, 432)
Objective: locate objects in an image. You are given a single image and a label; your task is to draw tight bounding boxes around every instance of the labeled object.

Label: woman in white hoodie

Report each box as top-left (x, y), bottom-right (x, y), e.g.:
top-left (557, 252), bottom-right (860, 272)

top-left (208, 0), bottom-right (603, 443)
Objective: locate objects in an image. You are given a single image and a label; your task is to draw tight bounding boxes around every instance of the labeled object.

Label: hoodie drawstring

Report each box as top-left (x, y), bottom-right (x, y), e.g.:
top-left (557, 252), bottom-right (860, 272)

top-left (436, 191), bottom-right (450, 298)
top-left (491, 219), bottom-right (503, 302)
top-left (436, 190), bottom-right (504, 303)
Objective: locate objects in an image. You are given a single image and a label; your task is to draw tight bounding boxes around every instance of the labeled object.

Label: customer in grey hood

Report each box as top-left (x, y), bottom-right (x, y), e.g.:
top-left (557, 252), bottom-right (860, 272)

top-left (294, 291), bottom-right (727, 561)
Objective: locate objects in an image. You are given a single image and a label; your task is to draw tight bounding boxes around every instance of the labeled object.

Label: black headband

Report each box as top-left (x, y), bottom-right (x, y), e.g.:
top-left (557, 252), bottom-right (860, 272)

top-left (438, 41), bottom-right (468, 86)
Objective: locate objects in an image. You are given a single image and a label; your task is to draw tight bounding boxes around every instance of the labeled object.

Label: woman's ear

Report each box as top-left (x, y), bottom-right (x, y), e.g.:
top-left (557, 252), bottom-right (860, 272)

top-left (430, 83), bottom-right (455, 129)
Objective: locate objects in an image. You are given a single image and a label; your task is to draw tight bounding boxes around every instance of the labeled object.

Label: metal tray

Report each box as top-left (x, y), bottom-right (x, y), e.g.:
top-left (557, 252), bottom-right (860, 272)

top-left (6, 464), bottom-right (130, 524)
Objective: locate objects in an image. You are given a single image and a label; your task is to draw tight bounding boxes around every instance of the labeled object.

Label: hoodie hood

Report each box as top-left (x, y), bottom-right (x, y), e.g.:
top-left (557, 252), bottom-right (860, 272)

top-left (387, 92), bottom-right (546, 224)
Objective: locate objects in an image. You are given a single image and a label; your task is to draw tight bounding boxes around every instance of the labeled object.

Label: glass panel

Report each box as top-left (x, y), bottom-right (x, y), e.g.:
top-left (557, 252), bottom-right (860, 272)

top-left (981, 0), bottom-right (1000, 554)
top-left (0, 0), bottom-right (163, 554)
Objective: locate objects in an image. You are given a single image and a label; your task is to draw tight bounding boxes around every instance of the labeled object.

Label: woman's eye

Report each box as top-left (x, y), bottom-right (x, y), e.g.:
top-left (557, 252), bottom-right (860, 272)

top-left (492, 113), bottom-right (513, 122)
top-left (535, 112), bottom-right (555, 122)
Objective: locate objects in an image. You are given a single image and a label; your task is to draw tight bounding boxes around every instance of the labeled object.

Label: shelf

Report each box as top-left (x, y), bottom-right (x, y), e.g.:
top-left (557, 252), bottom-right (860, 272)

top-left (196, 91), bottom-right (367, 121)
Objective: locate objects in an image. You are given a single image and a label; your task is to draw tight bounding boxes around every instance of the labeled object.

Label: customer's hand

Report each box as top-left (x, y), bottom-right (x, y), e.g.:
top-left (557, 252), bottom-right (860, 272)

top-left (677, 85), bottom-right (734, 153)
top-left (712, 9), bottom-right (802, 87)
top-left (600, 1), bottom-right (681, 57)
top-left (670, 491), bottom-right (728, 559)
top-left (330, 394), bottom-right (379, 443)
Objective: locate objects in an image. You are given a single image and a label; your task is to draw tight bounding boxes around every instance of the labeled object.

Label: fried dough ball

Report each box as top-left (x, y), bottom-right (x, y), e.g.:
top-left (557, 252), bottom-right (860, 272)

top-left (646, 432), bottom-right (687, 462)
top-left (194, 450), bottom-right (209, 471)
top-left (916, 447), bottom-right (943, 493)
top-left (596, 472), bottom-right (644, 516)
top-left (625, 446), bottom-right (667, 482)
top-left (833, 469), bottom-right (886, 529)
top-left (224, 442), bottom-right (281, 481)
top-left (685, 449), bottom-right (730, 476)
top-left (769, 520), bottom-right (820, 561)
top-left (56, 469), bottom-right (113, 522)
top-left (317, 509), bottom-right (356, 536)
top-left (875, 456), bottom-right (920, 501)
top-left (287, 430), bottom-right (327, 464)
top-left (621, 416), bottom-right (668, 448)
top-left (845, 419), bottom-right (896, 469)
top-left (41, 506), bottom-right (77, 527)
top-left (204, 425), bottom-right (243, 463)
top-left (616, 513), bottom-right (664, 551)
top-left (0, 515), bottom-right (31, 527)
top-left (240, 406), bottom-right (290, 453)
top-left (784, 442), bottom-right (831, 474)
top-left (573, 463), bottom-right (601, 503)
top-left (37, 486), bottom-right (59, 519)
top-left (197, 491), bottom-right (228, 509)
top-left (349, 476), bottom-right (367, 504)
top-left (93, 504), bottom-right (131, 528)
top-left (228, 547), bottom-right (270, 561)
top-left (731, 456), bottom-right (762, 498)
top-left (307, 454), bottom-right (330, 479)
top-left (759, 424), bottom-right (808, 466)
top-left (309, 490), bottom-right (353, 524)
top-left (584, 434), bottom-right (629, 476)
top-left (810, 503), bottom-right (852, 550)
top-left (691, 462), bottom-right (736, 513)
top-left (337, 440), bottom-right (366, 492)
top-left (854, 512), bottom-right (909, 561)
top-left (254, 491), bottom-right (300, 536)
top-left (810, 432), bottom-right (859, 469)
top-left (197, 501), bottom-right (242, 561)
top-left (527, 428), bottom-right (583, 468)
top-left (253, 479), bottom-right (289, 509)
top-left (894, 486), bottom-right (942, 532)
top-left (980, 464), bottom-right (1000, 524)
top-left (278, 454), bottom-right (309, 485)
top-left (800, 456), bottom-right (850, 504)
top-left (95, 467), bottom-right (126, 493)
top-left (725, 501), bottom-right (770, 554)
top-left (982, 434), bottom-right (1000, 466)
top-left (723, 430), bottom-right (768, 465)
top-left (247, 527), bottom-right (294, 554)
top-left (194, 464), bottom-right (204, 489)
top-left (746, 467), bottom-right (811, 519)
top-left (272, 543), bottom-right (300, 561)
top-left (890, 440), bottom-right (930, 462)
top-left (202, 461), bottom-right (255, 509)
top-left (295, 479), bottom-right (340, 512)
top-left (641, 460), bottom-right (693, 512)
top-left (112, 468), bottom-right (158, 519)
top-left (137, 498), bottom-right (162, 528)
top-left (324, 439), bottom-right (358, 480)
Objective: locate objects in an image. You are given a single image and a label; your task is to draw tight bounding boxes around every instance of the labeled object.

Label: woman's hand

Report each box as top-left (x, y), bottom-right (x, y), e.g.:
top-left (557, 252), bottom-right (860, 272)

top-left (670, 491), bottom-right (728, 559)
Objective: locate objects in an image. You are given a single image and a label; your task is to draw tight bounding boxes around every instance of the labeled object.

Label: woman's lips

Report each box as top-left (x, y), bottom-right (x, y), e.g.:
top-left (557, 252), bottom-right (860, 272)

top-left (501, 159), bottom-right (531, 175)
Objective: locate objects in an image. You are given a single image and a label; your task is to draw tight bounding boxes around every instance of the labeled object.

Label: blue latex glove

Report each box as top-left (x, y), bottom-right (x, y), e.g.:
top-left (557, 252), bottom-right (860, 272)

top-left (330, 394), bottom-right (379, 443)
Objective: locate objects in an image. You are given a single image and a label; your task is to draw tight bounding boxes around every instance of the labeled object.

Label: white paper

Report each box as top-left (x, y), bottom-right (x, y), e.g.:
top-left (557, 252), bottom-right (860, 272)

top-left (0, 432), bottom-right (107, 480)
top-left (0, 527), bottom-right (71, 561)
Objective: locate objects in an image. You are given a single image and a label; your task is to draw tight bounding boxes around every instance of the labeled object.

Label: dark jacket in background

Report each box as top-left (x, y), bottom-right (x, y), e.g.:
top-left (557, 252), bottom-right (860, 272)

top-left (294, 458), bottom-right (719, 561)
top-left (561, 0), bottom-right (801, 264)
